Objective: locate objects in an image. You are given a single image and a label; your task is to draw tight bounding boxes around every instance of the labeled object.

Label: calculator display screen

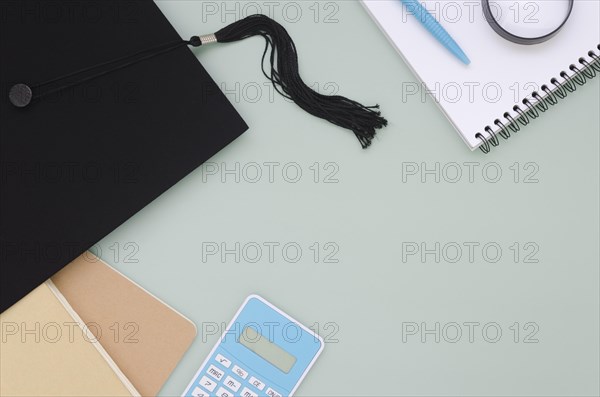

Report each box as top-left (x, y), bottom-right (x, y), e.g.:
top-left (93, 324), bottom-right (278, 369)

top-left (239, 326), bottom-right (297, 373)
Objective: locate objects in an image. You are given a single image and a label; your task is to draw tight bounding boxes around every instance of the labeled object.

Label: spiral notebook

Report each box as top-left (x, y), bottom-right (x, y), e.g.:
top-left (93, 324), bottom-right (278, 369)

top-left (362, 0), bottom-right (600, 152)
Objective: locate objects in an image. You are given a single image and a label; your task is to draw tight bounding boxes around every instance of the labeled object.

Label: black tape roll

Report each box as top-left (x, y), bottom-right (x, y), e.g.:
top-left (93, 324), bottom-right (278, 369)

top-left (482, 0), bottom-right (574, 45)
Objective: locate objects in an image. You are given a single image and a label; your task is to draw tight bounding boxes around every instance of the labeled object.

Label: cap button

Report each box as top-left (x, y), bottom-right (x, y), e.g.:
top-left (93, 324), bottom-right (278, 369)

top-left (9, 84), bottom-right (32, 108)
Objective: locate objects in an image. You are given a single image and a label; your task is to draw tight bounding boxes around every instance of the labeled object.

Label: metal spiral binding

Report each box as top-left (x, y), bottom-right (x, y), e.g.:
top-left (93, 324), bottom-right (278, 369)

top-left (476, 44), bottom-right (600, 154)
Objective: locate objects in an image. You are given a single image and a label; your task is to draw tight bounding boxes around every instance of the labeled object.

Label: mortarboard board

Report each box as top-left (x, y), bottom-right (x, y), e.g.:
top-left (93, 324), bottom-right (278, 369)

top-left (0, 0), bottom-right (248, 312)
top-left (0, 0), bottom-right (387, 312)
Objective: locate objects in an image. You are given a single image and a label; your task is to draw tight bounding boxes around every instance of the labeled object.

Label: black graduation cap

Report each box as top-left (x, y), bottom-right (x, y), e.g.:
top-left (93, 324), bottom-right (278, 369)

top-left (0, 0), bottom-right (387, 312)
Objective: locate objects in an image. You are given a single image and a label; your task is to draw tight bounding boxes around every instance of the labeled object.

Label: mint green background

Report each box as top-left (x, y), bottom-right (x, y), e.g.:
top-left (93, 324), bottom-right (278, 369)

top-left (96, 1), bottom-right (599, 396)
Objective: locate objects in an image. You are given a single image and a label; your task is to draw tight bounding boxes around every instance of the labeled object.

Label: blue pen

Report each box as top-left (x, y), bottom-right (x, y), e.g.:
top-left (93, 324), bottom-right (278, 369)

top-left (401, 0), bottom-right (470, 65)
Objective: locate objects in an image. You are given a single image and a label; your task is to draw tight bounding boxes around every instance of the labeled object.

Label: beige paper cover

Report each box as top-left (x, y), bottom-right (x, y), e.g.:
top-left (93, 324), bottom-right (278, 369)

top-left (0, 282), bottom-right (139, 397)
top-left (51, 254), bottom-right (197, 396)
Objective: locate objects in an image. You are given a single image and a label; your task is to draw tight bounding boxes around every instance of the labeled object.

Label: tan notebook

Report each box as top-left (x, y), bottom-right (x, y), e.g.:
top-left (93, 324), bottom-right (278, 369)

top-left (0, 281), bottom-right (139, 397)
top-left (51, 254), bottom-right (197, 397)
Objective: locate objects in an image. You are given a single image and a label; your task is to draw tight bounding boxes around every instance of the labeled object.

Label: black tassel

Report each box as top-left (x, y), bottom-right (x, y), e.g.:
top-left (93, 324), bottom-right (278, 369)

top-left (195, 14), bottom-right (388, 149)
top-left (10, 14), bottom-right (388, 148)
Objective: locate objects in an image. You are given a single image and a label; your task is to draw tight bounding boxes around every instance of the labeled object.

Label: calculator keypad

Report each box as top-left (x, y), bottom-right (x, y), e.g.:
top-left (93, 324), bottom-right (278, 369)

top-left (223, 376), bottom-right (241, 392)
top-left (190, 354), bottom-right (284, 397)
top-left (266, 388), bottom-right (282, 397)
top-left (191, 387), bottom-right (210, 397)
top-left (216, 387), bottom-right (233, 397)
top-left (208, 365), bottom-right (225, 381)
top-left (216, 354), bottom-right (232, 368)
top-left (199, 376), bottom-right (217, 392)
top-left (232, 365), bottom-right (248, 380)
top-left (240, 387), bottom-right (258, 397)
top-left (248, 377), bottom-right (265, 391)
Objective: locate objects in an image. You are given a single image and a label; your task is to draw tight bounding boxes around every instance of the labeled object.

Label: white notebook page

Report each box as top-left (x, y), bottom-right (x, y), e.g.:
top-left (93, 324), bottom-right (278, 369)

top-left (362, 0), bottom-right (600, 150)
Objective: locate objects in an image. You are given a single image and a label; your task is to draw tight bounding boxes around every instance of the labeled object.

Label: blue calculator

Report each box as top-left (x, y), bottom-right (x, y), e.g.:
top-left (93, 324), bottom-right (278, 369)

top-left (182, 295), bottom-right (324, 397)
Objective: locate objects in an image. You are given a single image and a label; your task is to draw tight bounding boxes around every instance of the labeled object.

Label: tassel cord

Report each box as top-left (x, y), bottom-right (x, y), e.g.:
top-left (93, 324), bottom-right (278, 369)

top-left (213, 15), bottom-right (387, 148)
top-left (30, 40), bottom-right (189, 101)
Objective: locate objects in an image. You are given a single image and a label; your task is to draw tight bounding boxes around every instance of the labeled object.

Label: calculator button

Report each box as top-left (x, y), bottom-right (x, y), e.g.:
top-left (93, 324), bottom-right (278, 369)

top-left (216, 387), bottom-right (234, 397)
top-left (215, 354), bottom-right (232, 368)
top-left (266, 387), bottom-right (282, 397)
top-left (248, 376), bottom-right (265, 391)
top-left (207, 364), bottom-right (225, 381)
top-left (223, 376), bottom-right (241, 392)
top-left (191, 386), bottom-right (210, 397)
top-left (199, 376), bottom-right (217, 392)
top-left (240, 387), bottom-right (258, 397)
top-left (232, 365), bottom-right (248, 379)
